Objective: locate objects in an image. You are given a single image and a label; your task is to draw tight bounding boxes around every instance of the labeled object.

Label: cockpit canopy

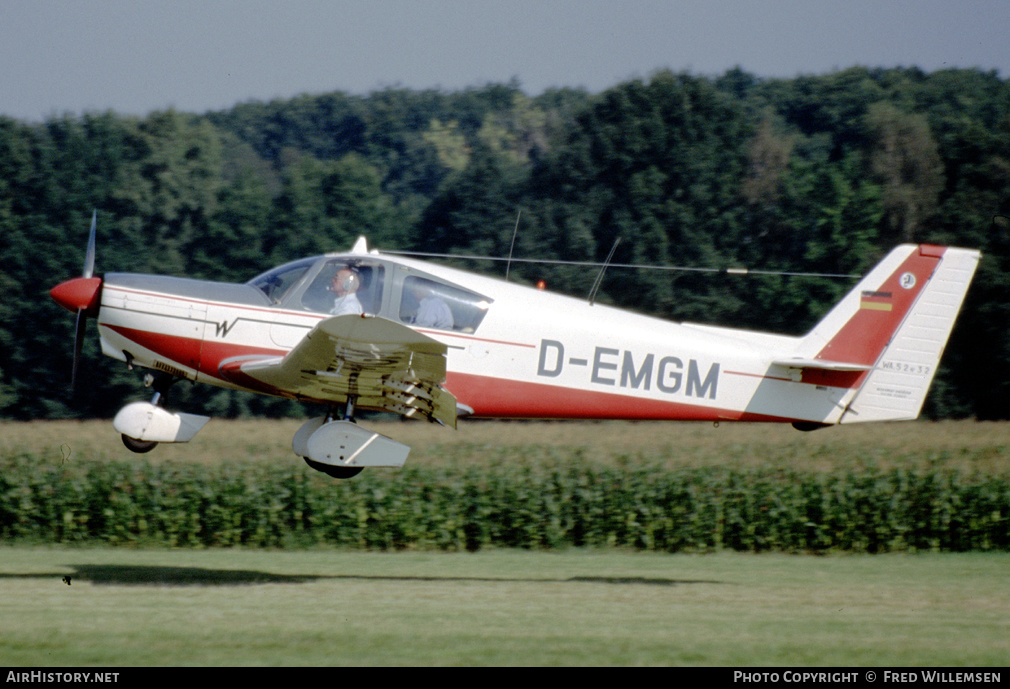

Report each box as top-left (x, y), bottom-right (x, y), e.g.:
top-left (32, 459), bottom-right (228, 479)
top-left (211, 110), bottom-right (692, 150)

top-left (248, 254), bottom-right (492, 333)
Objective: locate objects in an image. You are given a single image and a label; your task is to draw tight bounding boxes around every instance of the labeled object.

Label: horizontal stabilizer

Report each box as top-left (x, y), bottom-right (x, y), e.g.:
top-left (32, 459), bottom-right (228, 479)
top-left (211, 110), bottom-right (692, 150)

top-left (773, 358), bottom-right (872, 372)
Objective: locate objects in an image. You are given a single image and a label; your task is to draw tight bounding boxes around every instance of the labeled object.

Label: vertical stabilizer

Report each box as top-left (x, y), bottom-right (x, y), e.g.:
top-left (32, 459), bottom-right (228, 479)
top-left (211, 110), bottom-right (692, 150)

top-left (838, 246), bottom-right (979, 422)
top-left (790, 244), bottom-right (979, 423)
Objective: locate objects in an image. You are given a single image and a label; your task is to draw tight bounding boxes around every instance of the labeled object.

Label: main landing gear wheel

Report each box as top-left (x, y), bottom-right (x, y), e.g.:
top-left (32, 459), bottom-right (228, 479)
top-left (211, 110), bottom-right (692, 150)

top-left (303, 458), bottom-right (363, 479)
top-left (121, 434), bottom-right (158, 453)
top-left (298, 398), bottom-right (366, 479)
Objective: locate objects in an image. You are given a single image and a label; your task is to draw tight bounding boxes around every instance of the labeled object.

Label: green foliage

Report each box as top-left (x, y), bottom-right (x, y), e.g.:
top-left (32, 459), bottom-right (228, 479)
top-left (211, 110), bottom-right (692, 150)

top-left (1, 454), bottom-right (1005, 552)
top-left (0, 69), bottom-right (1008, 419)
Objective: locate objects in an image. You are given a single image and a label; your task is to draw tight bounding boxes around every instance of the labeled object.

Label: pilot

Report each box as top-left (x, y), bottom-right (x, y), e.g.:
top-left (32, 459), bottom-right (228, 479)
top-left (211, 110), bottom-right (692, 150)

top-left (409, 281), bottom-right (453, 329)
top-left (329, 267), bottom-right (363, 316)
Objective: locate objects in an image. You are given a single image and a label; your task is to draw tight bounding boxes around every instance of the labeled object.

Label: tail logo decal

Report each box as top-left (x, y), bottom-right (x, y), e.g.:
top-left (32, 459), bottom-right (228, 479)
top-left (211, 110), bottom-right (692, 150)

top-left (860, 291), bottom-right (893, 311)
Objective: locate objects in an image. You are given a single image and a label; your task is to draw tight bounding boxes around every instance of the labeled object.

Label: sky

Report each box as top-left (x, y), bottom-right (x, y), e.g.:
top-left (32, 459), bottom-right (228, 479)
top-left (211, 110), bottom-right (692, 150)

top-left (2, 0), bottom-right (1008, 122)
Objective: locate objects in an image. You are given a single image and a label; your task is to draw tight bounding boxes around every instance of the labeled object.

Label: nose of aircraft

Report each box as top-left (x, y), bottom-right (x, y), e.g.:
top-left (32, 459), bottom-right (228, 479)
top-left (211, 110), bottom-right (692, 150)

top-left (50, 276), bottom-right (102, 316)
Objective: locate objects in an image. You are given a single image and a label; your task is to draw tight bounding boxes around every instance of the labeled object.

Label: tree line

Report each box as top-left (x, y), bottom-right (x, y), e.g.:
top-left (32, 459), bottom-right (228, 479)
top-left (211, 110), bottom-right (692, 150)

top-left (1, 67), bottom-right (1007, 420)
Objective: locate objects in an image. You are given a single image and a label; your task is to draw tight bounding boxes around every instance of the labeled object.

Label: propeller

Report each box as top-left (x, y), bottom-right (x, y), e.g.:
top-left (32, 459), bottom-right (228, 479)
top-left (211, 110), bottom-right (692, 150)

top-left (50, 210), bottom-right (103, 394)
top-left (83, 208), bottom-right (96, 279)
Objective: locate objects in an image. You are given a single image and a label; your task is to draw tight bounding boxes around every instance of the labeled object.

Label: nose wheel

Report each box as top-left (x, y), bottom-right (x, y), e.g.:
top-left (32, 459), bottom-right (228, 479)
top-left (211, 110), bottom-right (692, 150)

top-left (120, 372), bottom-right (179, 454)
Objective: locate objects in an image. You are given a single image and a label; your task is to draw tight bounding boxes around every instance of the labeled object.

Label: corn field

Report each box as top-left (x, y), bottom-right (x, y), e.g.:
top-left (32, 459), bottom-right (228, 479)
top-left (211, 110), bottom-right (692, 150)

top-left (2, 453), bottom-right (1006, 552)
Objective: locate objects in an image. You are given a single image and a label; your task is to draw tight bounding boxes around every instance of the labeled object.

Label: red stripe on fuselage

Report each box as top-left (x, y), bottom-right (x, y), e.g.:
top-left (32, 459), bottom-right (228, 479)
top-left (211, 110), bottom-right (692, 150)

top-left (415, 328), bottom-right (536, 349)
top-left (445, 371), bottom-right (797, 423)
top-left (103, 324), bottom-right (284, 380)
top-left (105, 324), bottom-right (811, 423)
top-left (103, 325), bottom-right (205, 371)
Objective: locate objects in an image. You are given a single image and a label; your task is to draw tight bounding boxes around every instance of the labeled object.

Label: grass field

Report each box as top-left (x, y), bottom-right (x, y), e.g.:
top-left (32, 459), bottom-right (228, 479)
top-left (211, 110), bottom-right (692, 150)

top-left (1, 547), bottom-right (1007, 666)
top-left (1, 418), bottom-right (1007, 665)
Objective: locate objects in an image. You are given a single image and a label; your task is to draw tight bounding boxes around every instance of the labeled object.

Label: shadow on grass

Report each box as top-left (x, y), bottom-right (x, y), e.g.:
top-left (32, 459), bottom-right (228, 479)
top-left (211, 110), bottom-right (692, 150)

top-left (2, 565), bottom-right (724, 588)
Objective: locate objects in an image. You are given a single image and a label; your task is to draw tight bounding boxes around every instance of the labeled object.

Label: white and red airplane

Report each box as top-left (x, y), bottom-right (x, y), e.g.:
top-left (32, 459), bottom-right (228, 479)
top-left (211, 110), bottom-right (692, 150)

top-left (50, 213), bottom-right (981, 478)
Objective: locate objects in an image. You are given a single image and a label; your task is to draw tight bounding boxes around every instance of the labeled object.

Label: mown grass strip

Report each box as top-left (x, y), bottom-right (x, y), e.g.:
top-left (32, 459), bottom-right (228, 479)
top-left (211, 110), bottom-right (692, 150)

top-left (2, 547), bottom-right (1008, 666)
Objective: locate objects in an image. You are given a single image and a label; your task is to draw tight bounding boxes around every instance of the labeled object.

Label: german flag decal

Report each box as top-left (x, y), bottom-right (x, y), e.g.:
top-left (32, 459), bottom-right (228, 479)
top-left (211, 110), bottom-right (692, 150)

top-left (860, 290), bottom-right (893, 311)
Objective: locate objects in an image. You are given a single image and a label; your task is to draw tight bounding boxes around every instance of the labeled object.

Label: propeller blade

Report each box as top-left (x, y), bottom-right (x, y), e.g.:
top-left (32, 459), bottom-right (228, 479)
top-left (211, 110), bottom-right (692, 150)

top-left (72, 309), bottom-right (87, 393)
top-left (57, 209), bottom-right (99, 396)
top-left (83, 209), bottom-right (96, 279)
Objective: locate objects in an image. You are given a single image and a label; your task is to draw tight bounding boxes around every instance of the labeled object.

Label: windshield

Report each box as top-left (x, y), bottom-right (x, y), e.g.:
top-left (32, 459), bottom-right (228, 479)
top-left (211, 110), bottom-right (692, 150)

top-left (247, 257), bottom-right (316, 303)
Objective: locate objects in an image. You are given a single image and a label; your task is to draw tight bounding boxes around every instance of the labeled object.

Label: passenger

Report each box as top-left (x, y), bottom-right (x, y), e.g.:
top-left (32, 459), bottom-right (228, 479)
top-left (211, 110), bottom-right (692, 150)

top-left (409, 281), bottom-right (453, 329)
top-left (329, 267), bottom-right (363, 316)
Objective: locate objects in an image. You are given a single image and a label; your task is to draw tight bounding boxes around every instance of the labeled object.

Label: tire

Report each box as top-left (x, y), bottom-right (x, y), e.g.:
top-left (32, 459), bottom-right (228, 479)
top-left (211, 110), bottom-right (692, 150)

top-left (121, 434), bottom-right (158, 453)
top-left (303, 457), bottom-right (364, 479)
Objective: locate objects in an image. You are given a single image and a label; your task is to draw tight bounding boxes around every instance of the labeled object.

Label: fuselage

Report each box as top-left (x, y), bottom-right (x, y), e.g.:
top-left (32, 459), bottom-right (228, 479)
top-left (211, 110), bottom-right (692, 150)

top-left (87, 245), bottom-right (857, 426)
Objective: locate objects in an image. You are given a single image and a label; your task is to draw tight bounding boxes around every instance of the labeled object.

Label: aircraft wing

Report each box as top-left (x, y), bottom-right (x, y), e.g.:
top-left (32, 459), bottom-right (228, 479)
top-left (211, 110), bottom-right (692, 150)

top-left (220, 315), bottom-right (457, 427)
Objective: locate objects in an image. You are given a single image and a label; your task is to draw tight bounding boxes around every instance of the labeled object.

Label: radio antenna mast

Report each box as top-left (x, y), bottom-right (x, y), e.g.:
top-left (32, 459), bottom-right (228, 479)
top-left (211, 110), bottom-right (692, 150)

top-left (505, 210), bottom-right (521, 281)
top-left (588, 237), bottom-right (621, 305)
